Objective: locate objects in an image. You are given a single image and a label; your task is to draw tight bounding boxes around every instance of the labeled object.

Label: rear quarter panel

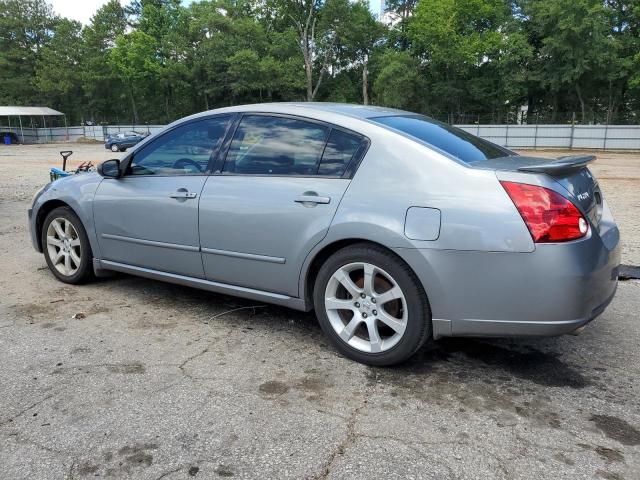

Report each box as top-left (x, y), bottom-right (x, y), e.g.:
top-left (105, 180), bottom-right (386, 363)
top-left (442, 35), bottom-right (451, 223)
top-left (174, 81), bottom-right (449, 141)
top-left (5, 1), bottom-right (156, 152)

top-left (326, 123), bottom-right (535, 253)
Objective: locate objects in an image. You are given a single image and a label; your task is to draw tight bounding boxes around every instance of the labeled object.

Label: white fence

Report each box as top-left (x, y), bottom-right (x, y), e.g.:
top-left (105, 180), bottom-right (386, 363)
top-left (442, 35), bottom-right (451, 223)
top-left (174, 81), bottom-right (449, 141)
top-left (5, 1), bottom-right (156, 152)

top-left (457, 124), bottom-right (640, 150)
top-left (2, 123), bottom-right (640, 150)
top-left (0, 124), bottom-right (166, 144)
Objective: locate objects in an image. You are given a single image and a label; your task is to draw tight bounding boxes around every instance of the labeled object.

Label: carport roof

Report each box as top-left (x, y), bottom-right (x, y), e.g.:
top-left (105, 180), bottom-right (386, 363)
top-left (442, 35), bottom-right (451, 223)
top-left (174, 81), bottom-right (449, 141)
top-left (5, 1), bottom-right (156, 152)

top-left (0, 106), bottom-right (64, 116)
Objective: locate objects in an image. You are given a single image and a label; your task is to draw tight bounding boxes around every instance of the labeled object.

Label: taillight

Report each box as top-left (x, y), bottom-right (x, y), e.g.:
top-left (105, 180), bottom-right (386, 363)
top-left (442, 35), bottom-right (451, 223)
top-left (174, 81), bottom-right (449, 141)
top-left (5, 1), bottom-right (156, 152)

top-left (500, 181), bottom-right (588, 243)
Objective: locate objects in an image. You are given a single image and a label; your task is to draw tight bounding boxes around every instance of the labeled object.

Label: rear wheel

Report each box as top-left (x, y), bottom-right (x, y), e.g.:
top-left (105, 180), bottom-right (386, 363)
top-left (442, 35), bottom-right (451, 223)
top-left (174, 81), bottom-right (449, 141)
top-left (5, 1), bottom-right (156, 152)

top-left (313, 243), bottom-right (431, 366)
top-left (42, 207), bottom-right (94, 284)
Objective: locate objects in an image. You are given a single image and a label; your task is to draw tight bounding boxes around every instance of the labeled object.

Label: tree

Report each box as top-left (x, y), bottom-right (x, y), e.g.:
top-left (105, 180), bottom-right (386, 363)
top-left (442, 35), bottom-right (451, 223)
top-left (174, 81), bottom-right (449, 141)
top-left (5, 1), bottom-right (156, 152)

top-left (109, 30), bottom-right (161, 123)
top-left (0, 0), bottom-right (56, 105)
top-left (372, 50), bottom-right (424, 109)
top-left (188, 0), bottom-right (304, 108)
top-left (81, 0), bottom-right (127, 123)
top-left (522, 0), bottom-right (615, 122)
top-left (408, 0), bottom-right (531, 117)
top-left (341, 1), bottom-right (384, 104)
top-left (604, 0), bottom-right (640, 122)
top-left (2, 0), bottom-right (640, 124)
top-left (384, 0), bottom-right (418, 49)
top-left (273, 0), bottom-right (354, 101)
top-left (36, 19), bottom-right (84, 119)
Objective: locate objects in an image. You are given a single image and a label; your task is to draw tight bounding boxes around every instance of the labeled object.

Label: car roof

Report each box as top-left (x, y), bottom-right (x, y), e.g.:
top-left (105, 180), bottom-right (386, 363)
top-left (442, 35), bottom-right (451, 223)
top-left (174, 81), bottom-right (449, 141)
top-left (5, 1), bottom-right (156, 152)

top-left (265, 102), bottom-right (413, 119)
top-left (179, 102), bottom-right (414, 125)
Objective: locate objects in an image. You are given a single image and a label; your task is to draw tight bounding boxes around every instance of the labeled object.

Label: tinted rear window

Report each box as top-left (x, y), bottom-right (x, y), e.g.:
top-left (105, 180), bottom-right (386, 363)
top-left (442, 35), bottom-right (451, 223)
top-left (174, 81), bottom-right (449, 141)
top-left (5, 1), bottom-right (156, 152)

top-left (371, 115), bottom-right (513, 164)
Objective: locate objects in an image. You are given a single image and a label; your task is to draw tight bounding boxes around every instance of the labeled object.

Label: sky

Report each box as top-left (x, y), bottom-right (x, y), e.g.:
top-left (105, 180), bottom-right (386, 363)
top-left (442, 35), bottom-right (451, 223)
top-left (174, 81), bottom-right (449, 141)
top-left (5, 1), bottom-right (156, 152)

top-left (49, 0), bottom-right (121, 25)
top-left (49, 0), bottom-right (380, 25)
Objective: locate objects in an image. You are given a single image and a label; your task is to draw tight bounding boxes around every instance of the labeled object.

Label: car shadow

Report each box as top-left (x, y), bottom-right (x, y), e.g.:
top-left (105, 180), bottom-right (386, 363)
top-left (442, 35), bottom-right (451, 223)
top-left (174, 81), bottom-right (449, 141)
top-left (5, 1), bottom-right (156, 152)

top-left (397, 337), bottom-right (590, 389)
top-left (92, 274), bottom-right (593, 391)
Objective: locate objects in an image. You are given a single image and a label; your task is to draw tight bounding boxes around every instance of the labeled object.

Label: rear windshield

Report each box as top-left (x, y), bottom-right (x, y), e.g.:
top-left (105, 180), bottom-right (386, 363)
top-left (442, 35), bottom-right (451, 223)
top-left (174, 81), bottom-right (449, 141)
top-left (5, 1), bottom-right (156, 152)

top-left (371, 115), bottom-right (514, 164)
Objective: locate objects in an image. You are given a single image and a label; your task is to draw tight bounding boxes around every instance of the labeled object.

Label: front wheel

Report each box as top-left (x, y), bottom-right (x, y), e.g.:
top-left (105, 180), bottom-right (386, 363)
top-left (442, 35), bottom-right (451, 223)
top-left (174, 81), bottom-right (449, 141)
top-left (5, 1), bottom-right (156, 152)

top-left (110, 144), bottom-right (119, 152)
top-left (42, 207), bottom-right (94, 284)
top-left (313, 243), bottom-right (431, 366)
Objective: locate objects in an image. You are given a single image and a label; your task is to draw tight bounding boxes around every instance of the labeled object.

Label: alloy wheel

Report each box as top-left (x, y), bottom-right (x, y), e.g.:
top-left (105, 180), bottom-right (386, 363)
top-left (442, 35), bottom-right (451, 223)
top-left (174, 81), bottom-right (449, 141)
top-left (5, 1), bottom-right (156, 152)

top-left (46, 217), bottom-right (82, 276)
top-left (324, 262), bottom-right (408, 353)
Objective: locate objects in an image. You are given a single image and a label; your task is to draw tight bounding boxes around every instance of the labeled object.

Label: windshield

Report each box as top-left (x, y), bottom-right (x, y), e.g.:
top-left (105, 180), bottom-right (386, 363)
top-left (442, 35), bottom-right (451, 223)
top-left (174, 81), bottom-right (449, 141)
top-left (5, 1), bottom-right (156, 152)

top-left (371, 115), bottom-right (515, 164)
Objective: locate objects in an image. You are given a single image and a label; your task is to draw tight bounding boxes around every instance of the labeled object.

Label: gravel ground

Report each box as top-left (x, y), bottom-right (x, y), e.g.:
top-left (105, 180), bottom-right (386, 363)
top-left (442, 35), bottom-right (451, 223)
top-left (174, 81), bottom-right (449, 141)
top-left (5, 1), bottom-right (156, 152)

top-left (0, 144), bottom-right (639, 480)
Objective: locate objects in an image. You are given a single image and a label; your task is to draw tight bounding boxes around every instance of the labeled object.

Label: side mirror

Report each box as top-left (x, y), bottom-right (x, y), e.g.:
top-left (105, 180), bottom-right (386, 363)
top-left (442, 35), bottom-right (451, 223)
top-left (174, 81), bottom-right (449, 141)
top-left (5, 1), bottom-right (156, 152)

top-left (98, 159), bottom-right (121, 178)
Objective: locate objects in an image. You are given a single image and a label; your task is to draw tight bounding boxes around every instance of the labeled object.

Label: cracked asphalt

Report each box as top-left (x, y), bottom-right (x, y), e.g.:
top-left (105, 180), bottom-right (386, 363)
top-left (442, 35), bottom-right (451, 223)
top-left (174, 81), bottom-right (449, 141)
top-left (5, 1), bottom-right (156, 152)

top-left (1, 144), bottom-right (639, 479)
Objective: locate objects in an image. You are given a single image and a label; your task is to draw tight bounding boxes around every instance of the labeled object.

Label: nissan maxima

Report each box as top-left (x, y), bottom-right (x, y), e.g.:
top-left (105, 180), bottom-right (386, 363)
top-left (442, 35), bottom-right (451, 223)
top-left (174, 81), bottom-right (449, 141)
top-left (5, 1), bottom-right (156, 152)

top-left (28, 103), bottom-right (620, 366)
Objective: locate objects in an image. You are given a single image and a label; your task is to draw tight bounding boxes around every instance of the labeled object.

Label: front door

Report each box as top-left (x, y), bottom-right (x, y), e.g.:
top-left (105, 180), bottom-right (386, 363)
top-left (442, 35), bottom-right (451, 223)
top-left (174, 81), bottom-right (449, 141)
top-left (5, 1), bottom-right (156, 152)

top-left (93, 116), bottom-right (231, 277)
top-left (199, 114), bottom-right (366, 296)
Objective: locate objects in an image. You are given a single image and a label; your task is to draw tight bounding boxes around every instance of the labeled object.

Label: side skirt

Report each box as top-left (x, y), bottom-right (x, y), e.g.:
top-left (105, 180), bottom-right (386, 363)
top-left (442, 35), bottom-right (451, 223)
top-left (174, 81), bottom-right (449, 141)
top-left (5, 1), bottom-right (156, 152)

top-left (97, 259), bottom-right (310, 311)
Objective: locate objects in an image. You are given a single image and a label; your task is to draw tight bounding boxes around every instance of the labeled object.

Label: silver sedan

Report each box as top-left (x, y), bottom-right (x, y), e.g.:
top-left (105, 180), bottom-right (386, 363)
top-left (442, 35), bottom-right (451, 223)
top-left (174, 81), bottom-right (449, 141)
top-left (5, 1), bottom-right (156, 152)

top-left (28, 103), bottom-right (620, 365)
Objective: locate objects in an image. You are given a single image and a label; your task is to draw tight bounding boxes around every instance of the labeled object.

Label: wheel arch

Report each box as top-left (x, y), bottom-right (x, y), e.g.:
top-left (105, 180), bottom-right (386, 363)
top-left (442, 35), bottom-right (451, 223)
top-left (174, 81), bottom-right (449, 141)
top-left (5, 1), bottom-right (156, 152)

top-left (35, 200), bottom-right (76, 251)
top-left (301, 238), bottom-right (431, 313)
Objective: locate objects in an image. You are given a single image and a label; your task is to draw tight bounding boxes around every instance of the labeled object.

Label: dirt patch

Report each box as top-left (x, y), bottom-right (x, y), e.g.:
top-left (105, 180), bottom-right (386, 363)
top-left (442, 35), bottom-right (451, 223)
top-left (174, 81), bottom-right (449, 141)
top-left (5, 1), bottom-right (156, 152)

top-left (591, 414), bottom-right (640, 446)
top-left (106, 364), bottom-right (146, 374)
top-left (259, 381), bottom-right (290, 395)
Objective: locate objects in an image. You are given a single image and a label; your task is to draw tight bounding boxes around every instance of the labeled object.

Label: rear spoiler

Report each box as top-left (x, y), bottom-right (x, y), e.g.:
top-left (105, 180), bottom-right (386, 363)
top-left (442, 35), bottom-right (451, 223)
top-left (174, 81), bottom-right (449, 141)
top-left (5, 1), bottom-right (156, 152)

top-left (517, 155), bottom-right (596, 176)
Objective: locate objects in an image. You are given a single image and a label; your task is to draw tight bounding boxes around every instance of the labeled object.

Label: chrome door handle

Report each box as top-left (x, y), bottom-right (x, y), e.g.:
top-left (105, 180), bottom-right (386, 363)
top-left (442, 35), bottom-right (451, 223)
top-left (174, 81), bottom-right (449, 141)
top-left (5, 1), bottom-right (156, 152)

top-left (295, 195), bottom-right (331, 205)
top-left (169, 191), bottom-right (197, 199)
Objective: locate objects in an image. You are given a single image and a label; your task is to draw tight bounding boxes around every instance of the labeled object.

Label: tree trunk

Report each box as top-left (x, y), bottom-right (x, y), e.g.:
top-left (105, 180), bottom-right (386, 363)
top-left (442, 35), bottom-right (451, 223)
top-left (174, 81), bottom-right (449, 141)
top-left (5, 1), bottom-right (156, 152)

top-left (294, 8), bottom-right (317, 102)
top-left (575, 84), bottom-right (586, 123)
top-left (606, 79), bottom-right (614, 124)
top-left (527, 95), bottom-right (535, 120)
top-left (128, 84), bottom-right (139, 124)
top-left (362, 60), bottom-right (369, 105)
top-left (305, 54), bottom-right (313, 101)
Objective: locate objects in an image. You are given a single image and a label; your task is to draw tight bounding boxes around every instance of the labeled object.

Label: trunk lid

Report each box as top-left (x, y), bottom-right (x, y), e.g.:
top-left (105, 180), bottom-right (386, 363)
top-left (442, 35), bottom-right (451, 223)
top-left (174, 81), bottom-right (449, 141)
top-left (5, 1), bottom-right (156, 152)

top-left (475, 154), bottom-right (604, 228)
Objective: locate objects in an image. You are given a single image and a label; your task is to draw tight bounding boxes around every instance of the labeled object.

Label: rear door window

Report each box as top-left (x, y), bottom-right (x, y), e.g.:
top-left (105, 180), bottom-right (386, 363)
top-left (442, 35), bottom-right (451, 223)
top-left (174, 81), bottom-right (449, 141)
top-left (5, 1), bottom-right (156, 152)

top-left (223, 115), bottom-right (329, 176)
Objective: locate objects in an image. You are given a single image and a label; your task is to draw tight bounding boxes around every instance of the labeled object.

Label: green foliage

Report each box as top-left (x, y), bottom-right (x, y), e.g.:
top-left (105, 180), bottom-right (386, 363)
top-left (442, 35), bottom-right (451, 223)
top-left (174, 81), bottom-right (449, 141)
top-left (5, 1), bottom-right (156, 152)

top-left (372, 50), bottom-right (424, 110)
top-left (1, 0), bottom-right (639, 124)
top-left (0, 0), bottom-right (56, 105)
top-left (36, 19), bottom-right (84, 107)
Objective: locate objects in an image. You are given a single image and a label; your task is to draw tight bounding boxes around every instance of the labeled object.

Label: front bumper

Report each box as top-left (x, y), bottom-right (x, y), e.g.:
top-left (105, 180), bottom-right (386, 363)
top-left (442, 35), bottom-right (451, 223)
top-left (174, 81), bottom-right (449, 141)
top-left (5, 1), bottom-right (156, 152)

top-left (394, 225), bottom-right (621, 339)
top-left (28, 207), bottom-right (41, 252)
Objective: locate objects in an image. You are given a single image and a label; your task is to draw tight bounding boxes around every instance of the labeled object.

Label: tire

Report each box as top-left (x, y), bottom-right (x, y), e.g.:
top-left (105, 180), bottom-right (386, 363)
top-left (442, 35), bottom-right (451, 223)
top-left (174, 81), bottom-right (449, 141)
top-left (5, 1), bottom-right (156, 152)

top-left (41, 207), bottom-right (94, 284)
top-left (110, 144), bottom-right (119, 152)
top-left (313, 243), bottom-right (431, 366)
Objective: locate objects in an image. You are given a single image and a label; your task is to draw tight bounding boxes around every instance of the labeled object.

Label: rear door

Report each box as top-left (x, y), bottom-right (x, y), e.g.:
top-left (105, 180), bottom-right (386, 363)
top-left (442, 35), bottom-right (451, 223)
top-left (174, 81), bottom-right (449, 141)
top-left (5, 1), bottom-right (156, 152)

top-left (199, 114), bottom-right (367, 296)
top-left (93, 116), bottom-right (231, 277)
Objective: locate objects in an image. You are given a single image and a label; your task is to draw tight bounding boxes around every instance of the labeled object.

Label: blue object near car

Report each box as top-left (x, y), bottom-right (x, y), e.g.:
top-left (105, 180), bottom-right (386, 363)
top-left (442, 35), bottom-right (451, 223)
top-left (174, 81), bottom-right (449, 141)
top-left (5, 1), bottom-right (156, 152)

top-left (104, 131), bottom-right (148, 152)
top-left (28, 103), bottom-right (620, 366)
top-left (4, 134), bottom-right (11, 145)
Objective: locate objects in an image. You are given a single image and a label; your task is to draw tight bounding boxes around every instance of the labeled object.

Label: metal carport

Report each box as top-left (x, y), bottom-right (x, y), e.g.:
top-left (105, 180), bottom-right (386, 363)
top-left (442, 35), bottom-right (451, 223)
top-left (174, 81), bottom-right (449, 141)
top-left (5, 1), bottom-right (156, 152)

top-left (0, 106), bottom-right (66, 144)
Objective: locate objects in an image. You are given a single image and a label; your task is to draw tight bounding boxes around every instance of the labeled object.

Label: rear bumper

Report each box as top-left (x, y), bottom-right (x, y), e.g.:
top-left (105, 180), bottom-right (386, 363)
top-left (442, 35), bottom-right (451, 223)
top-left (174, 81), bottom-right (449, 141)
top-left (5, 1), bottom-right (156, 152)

top-left (439, 285), bottom-right (616, 337)
top-left (394, 226), bottom-right (621, 339)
